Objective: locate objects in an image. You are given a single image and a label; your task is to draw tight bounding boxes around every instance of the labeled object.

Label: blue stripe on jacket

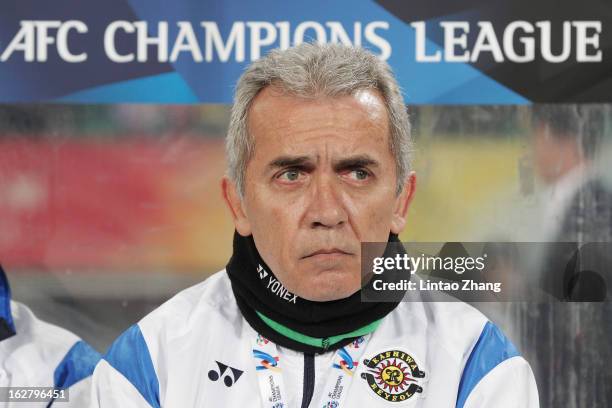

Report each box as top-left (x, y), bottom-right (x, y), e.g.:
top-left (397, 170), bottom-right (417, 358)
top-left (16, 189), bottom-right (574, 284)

top-left (456, 321), bottom-right (520, 408)
top-left (104, 324), bottom-right (161, 408)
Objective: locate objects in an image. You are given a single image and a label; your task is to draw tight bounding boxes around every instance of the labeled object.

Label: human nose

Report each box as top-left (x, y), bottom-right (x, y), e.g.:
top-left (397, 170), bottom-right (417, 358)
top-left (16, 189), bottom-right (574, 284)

top-left (304, 174), bottom-right (348, 229)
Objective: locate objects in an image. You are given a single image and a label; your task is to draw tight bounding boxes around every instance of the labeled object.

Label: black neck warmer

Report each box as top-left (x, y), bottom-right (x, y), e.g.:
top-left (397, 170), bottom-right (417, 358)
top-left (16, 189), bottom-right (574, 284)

top-left (226, 232), bottom-right (406, 353)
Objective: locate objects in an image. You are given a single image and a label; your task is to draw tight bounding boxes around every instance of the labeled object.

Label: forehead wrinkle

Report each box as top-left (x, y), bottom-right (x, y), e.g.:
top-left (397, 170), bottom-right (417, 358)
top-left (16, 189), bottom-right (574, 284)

top-left (257, 97), bottom-right (384, 138)
top-left (264, 130), bottom-right (388, 170)
top-left (248, 90), bottom-right (391, 165)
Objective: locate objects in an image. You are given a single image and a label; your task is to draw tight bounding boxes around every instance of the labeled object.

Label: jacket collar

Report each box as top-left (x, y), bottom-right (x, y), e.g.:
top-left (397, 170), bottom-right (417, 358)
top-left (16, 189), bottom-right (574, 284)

top-left (0, 266), bottom-right (16, 341)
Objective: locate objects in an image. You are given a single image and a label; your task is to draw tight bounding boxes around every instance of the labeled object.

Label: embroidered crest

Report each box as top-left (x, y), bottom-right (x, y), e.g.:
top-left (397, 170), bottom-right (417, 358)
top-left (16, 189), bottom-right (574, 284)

top-left (361, 349), bottom-right (425, 403)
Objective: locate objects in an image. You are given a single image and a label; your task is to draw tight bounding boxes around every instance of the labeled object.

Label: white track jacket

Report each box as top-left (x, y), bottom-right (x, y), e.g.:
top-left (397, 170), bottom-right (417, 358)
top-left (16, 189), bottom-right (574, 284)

top-left (91, 271), bottom-right (539, 408)
top-left (0, 271), bottom-right (101, 408)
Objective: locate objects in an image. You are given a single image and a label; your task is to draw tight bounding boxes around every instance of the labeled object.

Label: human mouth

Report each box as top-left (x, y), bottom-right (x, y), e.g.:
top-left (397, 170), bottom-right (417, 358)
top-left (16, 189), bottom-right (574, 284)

top-left (302, 248), bottom-right (353, 259)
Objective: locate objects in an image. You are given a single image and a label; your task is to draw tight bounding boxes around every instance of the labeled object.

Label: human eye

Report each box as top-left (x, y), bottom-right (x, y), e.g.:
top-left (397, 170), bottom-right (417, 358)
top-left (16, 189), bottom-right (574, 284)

top-left (344, 168), bottom-right (371, 181)
top-left (350, 168), bottom-right (370, 180)
top-left (276, 168), bottom-right (303, 183)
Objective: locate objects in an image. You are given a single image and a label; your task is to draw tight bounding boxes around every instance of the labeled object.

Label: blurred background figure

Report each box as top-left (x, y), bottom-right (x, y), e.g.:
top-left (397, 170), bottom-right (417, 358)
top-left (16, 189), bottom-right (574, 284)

top-left (532, 104), bottom-right (612, 244)
top-left (531, 104), bottom-right (612, 301)
top-left (0, 264), bottom-right (100, 407)
top-left (528, 105), bottom-right (612, 407)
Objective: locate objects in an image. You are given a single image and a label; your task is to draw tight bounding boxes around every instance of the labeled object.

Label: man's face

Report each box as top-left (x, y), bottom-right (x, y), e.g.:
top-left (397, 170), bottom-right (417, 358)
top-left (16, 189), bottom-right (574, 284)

top-left (533, 124), bottom-right (583, 184)
top-left (223, 86), bottom-right (415, 301)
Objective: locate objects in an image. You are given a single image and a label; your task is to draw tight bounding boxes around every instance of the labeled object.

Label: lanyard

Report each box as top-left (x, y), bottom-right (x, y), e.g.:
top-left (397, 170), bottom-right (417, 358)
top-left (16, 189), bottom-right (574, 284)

top-left (251, 333), bottom-right (370, 408)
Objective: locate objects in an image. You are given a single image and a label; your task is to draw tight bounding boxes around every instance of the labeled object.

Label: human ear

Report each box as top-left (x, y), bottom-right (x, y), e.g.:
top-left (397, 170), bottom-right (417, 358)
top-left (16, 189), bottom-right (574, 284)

top-left (221, 176), bottom-right (252, 236)
top-left (390, 171), bottom-right (416, 234)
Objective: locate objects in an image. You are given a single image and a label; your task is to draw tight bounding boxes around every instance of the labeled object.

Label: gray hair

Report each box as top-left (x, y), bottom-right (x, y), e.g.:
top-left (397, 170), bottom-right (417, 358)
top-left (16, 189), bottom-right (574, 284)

top-left (226, 42), bottom-right (412, 195)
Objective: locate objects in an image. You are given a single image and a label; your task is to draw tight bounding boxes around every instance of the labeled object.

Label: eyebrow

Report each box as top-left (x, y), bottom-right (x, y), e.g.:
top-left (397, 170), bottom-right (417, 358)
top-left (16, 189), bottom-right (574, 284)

top-left (266, 154), bottom-right (380, 172)
top-left (267, 155), bottom-right (313, 170)
top-left (332, 155), bottom-right (380, 171)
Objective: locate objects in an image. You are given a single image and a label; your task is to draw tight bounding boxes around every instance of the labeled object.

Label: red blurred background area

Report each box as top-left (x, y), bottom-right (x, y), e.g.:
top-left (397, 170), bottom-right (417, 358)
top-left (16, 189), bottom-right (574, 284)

top-left (0, 137), bottom-right (232, 272)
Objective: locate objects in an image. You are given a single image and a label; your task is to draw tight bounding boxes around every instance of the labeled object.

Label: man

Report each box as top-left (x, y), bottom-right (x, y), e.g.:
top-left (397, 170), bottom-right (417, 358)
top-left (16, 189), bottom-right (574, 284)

top-left (0, 264), bottom-right (100, 407)
top-left (91, 43), bottom-right (538, 407)
top-left (529, 105), bottom-right (612, 406)
top-left (531, 104), bottom-right (612, 244)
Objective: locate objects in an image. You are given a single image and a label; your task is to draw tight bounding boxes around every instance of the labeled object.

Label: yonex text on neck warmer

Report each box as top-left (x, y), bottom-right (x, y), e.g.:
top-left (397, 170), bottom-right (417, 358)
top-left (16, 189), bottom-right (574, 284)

top-left (226, 232), bottom-right (407, 353)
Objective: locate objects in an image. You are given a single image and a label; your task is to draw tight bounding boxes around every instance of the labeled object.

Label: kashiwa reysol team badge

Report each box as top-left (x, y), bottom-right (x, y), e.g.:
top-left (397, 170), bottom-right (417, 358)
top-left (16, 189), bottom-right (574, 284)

top-left (361, 349), bottom-right (426, 403)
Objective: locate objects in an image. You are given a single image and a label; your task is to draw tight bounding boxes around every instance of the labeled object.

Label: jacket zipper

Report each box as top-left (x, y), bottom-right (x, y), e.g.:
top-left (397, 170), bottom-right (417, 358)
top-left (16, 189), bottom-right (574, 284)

top-left (300, 353), bottom-right (315, 408)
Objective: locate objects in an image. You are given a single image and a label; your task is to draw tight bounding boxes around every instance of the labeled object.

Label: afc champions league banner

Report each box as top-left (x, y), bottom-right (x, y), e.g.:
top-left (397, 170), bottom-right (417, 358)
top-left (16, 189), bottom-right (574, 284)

top-left (0, 0), bottom-right (611, 104)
